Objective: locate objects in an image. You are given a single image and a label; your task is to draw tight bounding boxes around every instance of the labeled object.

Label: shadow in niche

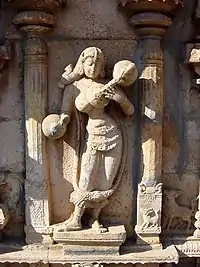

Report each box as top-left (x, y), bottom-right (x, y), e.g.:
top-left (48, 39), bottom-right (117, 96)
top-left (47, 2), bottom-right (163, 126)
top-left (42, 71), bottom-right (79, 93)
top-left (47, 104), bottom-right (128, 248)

top-left (0, 244), bottom-right (23, 255)
top-left (48, 114), bottom-right (78, 225)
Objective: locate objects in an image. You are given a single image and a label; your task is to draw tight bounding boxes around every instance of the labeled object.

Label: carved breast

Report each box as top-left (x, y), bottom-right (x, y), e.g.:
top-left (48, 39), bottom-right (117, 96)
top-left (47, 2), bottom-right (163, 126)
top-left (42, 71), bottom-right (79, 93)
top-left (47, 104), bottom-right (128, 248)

top-left (85, 80), bottom-right (109, 109)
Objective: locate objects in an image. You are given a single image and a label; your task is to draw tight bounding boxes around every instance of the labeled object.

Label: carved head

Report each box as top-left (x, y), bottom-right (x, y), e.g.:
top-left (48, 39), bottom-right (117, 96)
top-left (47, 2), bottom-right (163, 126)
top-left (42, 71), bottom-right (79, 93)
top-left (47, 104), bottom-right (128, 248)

top-left (61, 47), bottom-right (105, 85)
top-left (80, 47), bottom-right (105, 79)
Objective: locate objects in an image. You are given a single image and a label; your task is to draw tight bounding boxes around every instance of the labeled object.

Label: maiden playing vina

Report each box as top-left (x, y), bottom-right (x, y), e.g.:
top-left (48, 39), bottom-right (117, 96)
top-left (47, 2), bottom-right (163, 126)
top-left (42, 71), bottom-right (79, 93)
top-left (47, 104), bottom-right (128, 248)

top-left (42, 47), bottom-right (138, 233)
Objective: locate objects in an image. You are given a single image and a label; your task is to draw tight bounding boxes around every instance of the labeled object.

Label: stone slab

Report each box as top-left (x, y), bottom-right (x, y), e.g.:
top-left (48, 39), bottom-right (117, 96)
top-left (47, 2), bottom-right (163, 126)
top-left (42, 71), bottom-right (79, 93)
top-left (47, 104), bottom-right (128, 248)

top-left (53, 225), bottom-right (126, 256)
top-left (0, 243), bottom-right (180, 264)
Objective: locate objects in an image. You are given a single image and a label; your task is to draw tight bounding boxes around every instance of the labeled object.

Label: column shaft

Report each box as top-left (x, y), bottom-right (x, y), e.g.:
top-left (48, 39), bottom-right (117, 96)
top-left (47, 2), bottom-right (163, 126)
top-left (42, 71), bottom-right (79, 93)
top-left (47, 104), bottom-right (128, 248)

top-left (136, 38), bottom-right (163, 248)
top-left (24, 38), bottom-right (52, 244)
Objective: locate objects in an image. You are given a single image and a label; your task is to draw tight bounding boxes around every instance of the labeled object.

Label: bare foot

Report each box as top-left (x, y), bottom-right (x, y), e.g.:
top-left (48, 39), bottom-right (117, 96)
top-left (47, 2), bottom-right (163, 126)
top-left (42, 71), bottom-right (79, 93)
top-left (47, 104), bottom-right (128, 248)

top-left (89, 219), bottom-right (108, 233)
top-left (64, 219), bottom-right (82, 231)
top-left (53, 214), bottom-right (75, 231)
top-left (63, 213), bottom-right (74, 224)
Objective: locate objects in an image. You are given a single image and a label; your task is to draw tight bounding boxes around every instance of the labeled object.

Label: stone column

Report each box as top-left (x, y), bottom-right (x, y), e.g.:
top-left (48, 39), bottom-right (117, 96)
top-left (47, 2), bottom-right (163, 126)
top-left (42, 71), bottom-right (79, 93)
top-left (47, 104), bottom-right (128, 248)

top-left (119, 0), bottom-right (183, 248)
top-left (10, 1), bottom-right (66, 244)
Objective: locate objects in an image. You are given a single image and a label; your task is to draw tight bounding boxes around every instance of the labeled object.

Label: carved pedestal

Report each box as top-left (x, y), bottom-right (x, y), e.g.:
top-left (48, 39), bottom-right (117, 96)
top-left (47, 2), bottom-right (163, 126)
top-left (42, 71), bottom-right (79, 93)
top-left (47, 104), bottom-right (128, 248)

top-left (54, 226), bottom-right (126, 256)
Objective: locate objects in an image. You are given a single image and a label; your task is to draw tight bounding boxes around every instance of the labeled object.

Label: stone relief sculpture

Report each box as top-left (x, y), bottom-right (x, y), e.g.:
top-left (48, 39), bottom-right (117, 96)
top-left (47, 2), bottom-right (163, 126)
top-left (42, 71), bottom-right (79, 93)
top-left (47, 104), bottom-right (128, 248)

top-left (136, 183), bottom-right (162, 233)
top-left (140, 208), bottom-right (161, 230)
top-left (0, 203), bottom-right (9, 233)
top-left (42, 47), bottom-right (138, 233)
top-left (0, 181), bottom-right (10, 239)
top-left (163, 189), bottom-right (197, 231)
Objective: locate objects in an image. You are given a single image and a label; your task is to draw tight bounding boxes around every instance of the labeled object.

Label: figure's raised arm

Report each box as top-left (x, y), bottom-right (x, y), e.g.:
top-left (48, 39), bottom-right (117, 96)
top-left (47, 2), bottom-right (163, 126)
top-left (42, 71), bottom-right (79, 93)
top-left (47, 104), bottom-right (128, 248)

top-left (104, 59), bottom-right (138, 116)
top-left (118, 91), bottom-right (134, 116)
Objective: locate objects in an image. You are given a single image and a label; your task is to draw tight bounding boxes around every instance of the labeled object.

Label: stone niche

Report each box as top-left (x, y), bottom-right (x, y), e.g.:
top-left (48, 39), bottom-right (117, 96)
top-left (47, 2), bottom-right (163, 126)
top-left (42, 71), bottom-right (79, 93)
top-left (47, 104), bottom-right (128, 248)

top-left (47, 41), bottom-right (137, 232)
top-left (45, 43), bottom-right (137, 254)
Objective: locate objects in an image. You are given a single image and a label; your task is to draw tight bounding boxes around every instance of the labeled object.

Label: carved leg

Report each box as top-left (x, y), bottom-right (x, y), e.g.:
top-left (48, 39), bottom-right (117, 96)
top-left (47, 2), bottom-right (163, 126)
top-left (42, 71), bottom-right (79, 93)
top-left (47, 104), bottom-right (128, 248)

top-left (64, 213), bottom-right (74, 224)
top-left (89, 200), bottom-right (109, 233)
top-left (141, 221), bottom-right (148, 230)
top-left (65, 205), bottom-right (85, 231)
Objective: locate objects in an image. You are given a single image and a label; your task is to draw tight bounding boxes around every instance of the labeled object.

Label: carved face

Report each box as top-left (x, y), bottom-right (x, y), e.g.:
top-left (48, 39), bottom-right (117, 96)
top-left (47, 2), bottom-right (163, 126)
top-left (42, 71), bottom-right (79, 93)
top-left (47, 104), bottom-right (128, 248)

top-left (83, 56), bottom-right (103, 79)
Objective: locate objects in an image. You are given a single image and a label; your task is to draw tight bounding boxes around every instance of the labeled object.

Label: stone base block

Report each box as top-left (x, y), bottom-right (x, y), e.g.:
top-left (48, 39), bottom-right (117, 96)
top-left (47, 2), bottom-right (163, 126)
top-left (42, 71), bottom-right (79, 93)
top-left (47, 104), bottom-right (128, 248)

top-left (53, 225), bottom-right (126, 255)
top-left (25, 226), bottom-right (53, 245)
top-left (136, 231), bottom-right (162, 250)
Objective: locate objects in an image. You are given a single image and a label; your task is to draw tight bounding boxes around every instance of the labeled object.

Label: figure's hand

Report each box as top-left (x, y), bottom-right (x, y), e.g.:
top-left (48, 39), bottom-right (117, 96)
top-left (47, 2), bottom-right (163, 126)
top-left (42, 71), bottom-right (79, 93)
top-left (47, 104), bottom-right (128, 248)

top-left (104, 87), bottom-right (125, 104)
top-left (102, 85), bottom-right (115, 94)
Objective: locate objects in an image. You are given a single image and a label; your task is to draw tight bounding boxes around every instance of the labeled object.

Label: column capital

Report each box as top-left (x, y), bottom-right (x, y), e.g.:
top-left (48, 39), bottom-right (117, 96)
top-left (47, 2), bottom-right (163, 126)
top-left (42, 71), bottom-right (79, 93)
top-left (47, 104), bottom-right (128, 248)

top-left (7, 0), bottom-right (67, 36)
top-left (118, 0), bottom-right (183, 37)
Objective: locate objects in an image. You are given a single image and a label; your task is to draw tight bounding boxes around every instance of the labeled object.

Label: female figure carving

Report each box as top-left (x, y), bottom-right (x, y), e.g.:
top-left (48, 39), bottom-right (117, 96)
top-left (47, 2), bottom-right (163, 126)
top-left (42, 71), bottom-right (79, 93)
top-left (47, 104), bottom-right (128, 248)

top-left (42, 47), bottom-right (138, 232)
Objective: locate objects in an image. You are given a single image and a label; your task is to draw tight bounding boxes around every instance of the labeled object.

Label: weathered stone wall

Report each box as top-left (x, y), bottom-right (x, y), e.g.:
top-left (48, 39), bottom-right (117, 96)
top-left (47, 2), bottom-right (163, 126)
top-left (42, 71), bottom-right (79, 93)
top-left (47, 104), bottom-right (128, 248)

top-left (162, 0), bottom-right (199, 233)
top-left (0, 39), bottom-right (24, 240)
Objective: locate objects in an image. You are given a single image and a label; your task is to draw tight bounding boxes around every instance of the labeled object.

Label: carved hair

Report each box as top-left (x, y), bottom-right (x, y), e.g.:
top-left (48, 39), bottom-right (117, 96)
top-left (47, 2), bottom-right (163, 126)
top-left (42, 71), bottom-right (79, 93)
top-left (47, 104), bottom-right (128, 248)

top-left (61, 47), bottom-right (106, 85)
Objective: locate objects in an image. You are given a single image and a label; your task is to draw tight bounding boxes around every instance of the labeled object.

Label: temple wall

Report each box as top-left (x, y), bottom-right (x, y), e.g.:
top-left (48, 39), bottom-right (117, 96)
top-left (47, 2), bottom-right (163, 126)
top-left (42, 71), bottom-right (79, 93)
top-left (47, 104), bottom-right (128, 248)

top-left (0, 0), bottom-right (200, 266)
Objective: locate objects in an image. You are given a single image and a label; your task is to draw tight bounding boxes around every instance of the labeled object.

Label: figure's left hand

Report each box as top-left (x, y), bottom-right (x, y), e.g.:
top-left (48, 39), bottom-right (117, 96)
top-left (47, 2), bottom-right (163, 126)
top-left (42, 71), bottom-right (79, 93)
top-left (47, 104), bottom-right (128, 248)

top-left (104, 87), bottom-right (125, 104)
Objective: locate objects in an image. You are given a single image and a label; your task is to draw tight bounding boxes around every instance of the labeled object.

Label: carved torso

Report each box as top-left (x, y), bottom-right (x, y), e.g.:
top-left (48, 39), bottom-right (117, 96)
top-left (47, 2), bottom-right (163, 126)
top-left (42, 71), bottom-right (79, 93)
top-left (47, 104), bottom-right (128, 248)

top-left (74, 78), bottom-right (122, 151)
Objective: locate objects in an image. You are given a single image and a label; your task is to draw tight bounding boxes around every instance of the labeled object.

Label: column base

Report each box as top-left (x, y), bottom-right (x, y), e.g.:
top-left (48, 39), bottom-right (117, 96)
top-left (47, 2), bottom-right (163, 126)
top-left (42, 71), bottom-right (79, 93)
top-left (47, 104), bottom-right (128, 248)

top-left (136, 231), bottom-right (162, 250)
top-left (25, 226), bottom-right (53, 245)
